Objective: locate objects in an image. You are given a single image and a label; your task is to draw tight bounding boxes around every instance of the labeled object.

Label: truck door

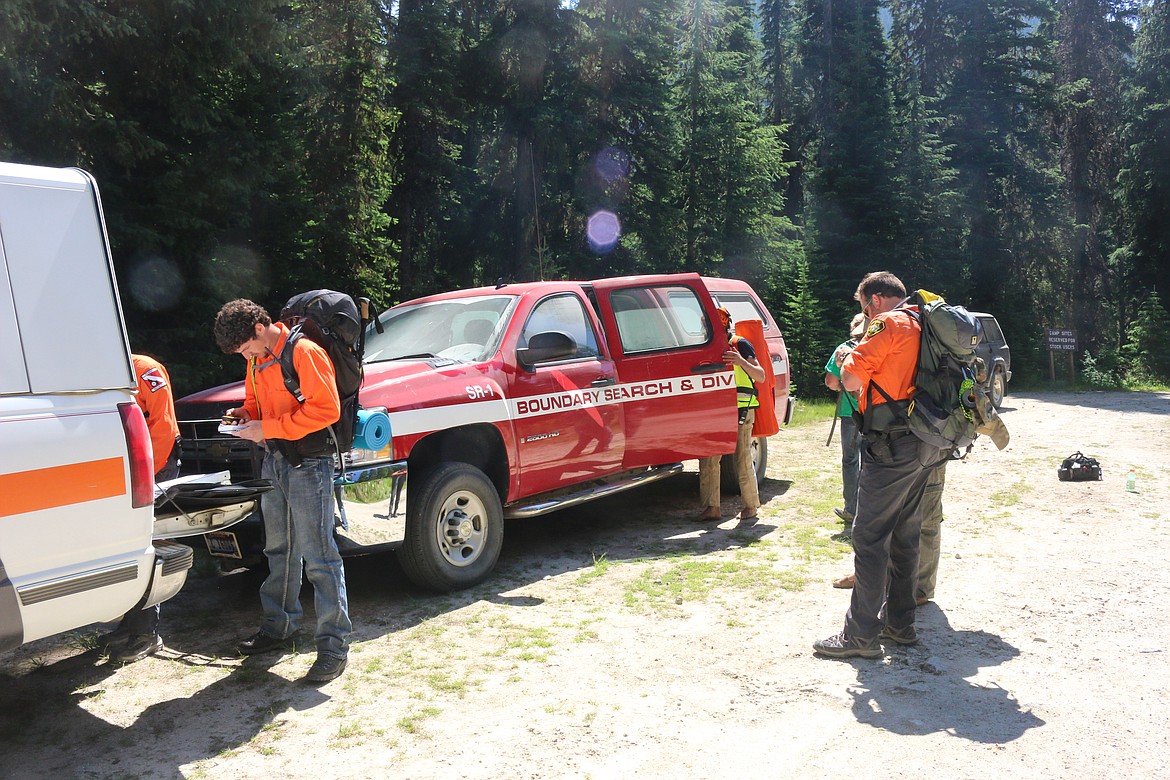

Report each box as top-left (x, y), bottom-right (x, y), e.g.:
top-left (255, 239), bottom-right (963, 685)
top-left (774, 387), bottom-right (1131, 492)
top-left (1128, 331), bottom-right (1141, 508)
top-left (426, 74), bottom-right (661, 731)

top-left (510, 292), bottom-right (624, 496)
top-left (589, 274), bottom-right (736, 467)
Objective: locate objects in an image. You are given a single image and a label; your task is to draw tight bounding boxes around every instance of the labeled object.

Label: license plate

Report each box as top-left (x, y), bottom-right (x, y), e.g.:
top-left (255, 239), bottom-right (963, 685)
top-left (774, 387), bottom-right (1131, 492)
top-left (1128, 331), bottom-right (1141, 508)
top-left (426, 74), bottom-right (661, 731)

top-left (205, 531), bottom-right (242, 558)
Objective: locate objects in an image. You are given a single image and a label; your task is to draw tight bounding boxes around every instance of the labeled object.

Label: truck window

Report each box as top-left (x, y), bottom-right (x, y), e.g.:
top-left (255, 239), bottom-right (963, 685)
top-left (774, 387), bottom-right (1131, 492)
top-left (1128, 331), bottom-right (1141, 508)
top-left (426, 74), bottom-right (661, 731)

top-left (520, 294), bottom-right (600, 359)
top-left (711, 293), bottom-right (770, 331)
top-left (979, 316), bottom-right (1003, 343)
top-left (611, 285), bottom-right (708, 354)
top-left (365, 295), bottom-right (516, 362)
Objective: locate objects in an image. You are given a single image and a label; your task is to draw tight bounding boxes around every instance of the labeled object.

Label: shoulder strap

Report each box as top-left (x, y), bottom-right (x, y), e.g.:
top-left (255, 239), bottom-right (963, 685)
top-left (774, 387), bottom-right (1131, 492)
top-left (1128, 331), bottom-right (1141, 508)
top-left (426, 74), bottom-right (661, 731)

top-left (277, 324), bottom-right (348, 479)
top-left (279, 327), bottom-right (306, 403)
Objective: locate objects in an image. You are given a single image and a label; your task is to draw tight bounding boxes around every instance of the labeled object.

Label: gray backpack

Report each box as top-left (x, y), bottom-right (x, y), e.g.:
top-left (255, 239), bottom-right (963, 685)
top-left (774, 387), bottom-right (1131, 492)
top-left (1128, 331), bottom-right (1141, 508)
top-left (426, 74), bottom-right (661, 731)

top-left (869, 290), bottom-right (982, 458)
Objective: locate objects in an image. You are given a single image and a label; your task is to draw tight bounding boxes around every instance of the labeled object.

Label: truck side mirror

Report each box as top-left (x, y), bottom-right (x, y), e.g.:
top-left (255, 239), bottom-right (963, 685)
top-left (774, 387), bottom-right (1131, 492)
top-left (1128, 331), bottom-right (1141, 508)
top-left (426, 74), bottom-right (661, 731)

top-left (517, 330), bottom-right (577, 369)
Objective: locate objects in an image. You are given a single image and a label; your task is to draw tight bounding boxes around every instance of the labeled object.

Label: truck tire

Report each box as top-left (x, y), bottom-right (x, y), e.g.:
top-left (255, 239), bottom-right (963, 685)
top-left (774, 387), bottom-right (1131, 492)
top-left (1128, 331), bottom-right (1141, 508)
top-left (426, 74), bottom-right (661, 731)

top-left (399, 462), bottom-right (504, 592)
top-left (989, 367), bottom-right (1006, 409)
top-left (719, 436), bottom-right (768, 495)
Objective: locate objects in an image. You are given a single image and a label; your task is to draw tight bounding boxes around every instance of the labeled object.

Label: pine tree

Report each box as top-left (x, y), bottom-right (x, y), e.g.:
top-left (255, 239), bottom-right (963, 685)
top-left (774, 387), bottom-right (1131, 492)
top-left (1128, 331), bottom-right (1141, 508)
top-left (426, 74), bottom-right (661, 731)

top-left (760, 0), bottom-right (808, 222)
top-left (293, 0), bottom-right (397, 305)
top-left (938, 0), bottom-right (1064, 334)
top-left (1121, 289), bottom-right (1170, 381)
top-left (673, 0), bottom-right (793, 279)
top-left (1119, 1), bottom-right (1170, 311)
top-left (798, 0), bottom-right (902, 310)
top-left (777, 254), bottom-right (833, 398)
top-left (1048, 0), bottom-right (1135, 355)
top-left (0, 0), bottom-right (310, 389)
top-left (888, 0), bottom-right (965, 294)
top-left (552, 0), bottom-right (684, 278)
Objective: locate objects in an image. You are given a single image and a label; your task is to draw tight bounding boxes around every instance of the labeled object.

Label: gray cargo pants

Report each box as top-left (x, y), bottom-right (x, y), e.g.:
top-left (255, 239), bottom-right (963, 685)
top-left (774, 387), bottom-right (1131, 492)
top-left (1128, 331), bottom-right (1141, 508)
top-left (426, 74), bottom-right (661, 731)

top-left (844, 430), bottom-right (931, 641)
top-left (916, 462), bottom-right (947, 601)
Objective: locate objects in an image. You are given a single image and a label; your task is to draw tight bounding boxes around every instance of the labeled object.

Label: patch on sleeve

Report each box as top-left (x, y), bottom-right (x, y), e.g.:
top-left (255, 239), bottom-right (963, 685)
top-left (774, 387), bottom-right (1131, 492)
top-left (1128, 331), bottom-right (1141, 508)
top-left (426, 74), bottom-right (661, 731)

top-left (865, 319), bottom-right (886, 338)
top-left (140, 367), bottom-right (168, 392)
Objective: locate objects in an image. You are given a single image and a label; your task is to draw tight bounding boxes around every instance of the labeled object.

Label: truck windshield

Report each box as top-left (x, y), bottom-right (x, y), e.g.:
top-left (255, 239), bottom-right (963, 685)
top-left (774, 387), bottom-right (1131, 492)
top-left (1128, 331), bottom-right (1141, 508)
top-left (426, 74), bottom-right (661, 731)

top-left (364, 295), bottom-right (517, 363)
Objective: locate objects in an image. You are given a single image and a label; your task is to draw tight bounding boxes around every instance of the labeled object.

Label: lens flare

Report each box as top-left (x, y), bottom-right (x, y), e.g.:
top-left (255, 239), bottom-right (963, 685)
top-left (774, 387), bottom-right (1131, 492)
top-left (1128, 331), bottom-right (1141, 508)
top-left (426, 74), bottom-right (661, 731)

top-left (594, 147), bottom-right (630, 184)
top-left (587, 210), bottom-right (621, 254)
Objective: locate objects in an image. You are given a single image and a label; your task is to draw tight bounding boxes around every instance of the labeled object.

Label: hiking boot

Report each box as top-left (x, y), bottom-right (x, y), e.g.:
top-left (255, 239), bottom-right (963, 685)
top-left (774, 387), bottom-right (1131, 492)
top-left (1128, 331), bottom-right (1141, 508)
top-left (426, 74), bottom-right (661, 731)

top-left (98, 625), bottom-right (131, 655)
top-left (813, 632), bottom-right (882, 659)
top-left (237, 631), bottom-right (290, 656)
top-left (833, 508), bottom-right (854, 523)
top-left (303, 654), bottom-right (347, 684)
top-left (879, 625), bottom-right (919, 646)
top-left (112, 634), bottom-right (163, 664)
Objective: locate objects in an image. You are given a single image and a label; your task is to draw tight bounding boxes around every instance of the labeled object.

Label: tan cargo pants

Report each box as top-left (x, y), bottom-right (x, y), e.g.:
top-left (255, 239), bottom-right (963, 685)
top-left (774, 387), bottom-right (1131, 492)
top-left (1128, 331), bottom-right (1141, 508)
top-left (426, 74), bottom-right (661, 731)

top-left (699, 409), bottom-right (760, 512)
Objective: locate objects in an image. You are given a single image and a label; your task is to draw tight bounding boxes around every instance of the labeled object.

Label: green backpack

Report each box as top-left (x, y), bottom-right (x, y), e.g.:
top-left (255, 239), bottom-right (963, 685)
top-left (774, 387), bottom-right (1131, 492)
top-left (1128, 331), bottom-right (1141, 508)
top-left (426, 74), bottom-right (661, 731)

top-left (868, 290), bottom-right (982, 458)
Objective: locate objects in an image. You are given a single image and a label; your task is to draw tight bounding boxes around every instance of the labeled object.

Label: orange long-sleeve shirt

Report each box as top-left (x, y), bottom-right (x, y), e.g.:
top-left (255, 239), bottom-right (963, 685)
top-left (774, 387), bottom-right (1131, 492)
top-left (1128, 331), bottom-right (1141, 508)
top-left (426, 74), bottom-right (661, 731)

top-left (842, 307), bottom-right (921, 412)
top-left (241, 322), bottom-right (340, 442)
top-left (132, 353), bottom-right (179, 473)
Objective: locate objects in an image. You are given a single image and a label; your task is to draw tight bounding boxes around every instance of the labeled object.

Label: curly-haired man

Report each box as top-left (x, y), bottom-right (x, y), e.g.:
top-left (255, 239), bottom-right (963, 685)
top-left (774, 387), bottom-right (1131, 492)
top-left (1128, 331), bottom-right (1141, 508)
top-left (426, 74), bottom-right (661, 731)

top-left (214, 298), bottom-right (351, 684)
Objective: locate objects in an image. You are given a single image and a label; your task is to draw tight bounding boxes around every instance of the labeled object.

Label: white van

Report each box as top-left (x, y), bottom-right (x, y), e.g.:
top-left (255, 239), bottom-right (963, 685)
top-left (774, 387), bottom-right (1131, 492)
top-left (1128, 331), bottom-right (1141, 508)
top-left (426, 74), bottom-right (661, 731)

top-left (0, 161), bottom-right (193, 652)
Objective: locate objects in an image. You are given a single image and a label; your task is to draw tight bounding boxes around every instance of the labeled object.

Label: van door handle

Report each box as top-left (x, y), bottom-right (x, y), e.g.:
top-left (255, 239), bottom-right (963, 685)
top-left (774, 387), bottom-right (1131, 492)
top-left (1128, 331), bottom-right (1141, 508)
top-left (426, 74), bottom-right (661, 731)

top-left (692, 363), bottom-right (726, 374)
top-left (591, 377), bottom-right (616, 388)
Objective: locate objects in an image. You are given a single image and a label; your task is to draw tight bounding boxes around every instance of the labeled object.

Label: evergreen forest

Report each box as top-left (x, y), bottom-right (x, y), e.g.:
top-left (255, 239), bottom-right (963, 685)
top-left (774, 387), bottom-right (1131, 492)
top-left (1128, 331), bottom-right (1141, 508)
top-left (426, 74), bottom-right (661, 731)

top-left (2, 0), bottom-right (1169, 398)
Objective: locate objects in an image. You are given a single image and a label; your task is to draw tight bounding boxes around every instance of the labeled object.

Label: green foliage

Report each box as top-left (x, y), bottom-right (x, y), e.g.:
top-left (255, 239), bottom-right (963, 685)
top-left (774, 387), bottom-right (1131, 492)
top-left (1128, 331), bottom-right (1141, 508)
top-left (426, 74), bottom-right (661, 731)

top-left (1120, 1), bottom-right (1170, 310)
top-left (1122, 289), bottom-right (1170, 381)
top-left (799, 0), bottom-right (904, 308)
top-left (0, 0), bottom-right (1166, 397)
top-left (1080, 350), bottom-right (1122, 388)
top-left (777, 254), bottom-right (832, 399)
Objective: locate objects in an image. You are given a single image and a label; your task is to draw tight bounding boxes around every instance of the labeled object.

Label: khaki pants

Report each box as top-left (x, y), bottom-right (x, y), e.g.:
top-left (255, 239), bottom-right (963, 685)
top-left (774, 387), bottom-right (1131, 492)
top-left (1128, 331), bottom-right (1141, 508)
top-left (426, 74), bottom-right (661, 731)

top-left (699, 409), bottom-right (760, 510)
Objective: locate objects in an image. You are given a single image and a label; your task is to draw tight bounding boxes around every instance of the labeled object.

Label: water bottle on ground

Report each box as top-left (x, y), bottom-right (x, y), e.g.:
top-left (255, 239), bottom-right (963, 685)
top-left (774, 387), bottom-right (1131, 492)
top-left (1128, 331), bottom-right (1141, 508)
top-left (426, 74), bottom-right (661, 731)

top-left (1126, 468), bottom-right (1137, 492)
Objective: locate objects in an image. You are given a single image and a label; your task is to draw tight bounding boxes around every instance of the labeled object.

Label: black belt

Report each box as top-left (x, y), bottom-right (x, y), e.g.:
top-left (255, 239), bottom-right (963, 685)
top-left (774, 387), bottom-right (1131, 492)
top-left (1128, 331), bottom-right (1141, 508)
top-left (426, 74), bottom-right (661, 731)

top-left (872, 426), bottom-right (911, 439)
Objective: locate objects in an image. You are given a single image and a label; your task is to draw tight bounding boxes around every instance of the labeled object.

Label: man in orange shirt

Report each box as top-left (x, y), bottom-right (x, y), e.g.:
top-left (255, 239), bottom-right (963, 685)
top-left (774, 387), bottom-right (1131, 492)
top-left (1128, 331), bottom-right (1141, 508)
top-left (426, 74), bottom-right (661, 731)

top-left (214, 299), bottom-right (351, 684)
top-left (103, 353), bottom-right (182, 663)
top-left (814, 271), bottom-right (931, 659)
top-left (132, 354), bottom-right (181, 480)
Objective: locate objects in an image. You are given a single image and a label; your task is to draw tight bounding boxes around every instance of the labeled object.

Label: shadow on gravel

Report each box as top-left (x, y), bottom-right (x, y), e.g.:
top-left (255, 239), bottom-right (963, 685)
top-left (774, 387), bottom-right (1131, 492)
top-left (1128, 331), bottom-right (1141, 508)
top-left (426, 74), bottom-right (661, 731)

top-left (0, 646), bottom-right (325, 777)
top-left (847, 607), bottom-right (1045, 743)
top-left (0, 468), bottom-right (793, 773)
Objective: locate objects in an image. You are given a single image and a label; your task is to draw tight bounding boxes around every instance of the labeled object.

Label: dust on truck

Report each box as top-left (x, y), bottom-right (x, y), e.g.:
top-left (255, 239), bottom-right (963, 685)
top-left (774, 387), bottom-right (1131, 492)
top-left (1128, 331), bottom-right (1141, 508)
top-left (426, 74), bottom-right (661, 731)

top-left (176, 274), bottom-right (792, 591)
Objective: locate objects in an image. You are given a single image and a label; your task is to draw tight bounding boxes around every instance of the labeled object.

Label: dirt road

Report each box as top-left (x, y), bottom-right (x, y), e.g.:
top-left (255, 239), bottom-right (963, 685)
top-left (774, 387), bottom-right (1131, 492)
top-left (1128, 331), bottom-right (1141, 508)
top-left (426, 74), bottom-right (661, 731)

top-left (2, 390), bottom-right (1168, 778)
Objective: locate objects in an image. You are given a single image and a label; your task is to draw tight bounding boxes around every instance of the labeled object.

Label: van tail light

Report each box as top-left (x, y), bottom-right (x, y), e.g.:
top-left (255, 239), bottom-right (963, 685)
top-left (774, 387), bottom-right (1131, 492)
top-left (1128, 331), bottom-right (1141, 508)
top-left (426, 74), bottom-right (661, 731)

top-left (118, 402), bottom-right (155, 508)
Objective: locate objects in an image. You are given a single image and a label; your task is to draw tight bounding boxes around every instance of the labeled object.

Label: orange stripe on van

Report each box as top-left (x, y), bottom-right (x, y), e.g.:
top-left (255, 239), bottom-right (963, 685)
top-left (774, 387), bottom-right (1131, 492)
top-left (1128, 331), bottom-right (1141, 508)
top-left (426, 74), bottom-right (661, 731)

top-left (0, 458), bottom-right (126, 518)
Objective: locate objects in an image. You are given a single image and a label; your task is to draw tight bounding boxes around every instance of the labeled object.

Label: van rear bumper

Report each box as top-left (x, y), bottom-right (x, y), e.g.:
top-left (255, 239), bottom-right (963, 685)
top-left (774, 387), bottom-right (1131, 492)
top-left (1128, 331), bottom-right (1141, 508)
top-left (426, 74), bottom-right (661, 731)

top-left (141, 540), bottom-right (194, 609)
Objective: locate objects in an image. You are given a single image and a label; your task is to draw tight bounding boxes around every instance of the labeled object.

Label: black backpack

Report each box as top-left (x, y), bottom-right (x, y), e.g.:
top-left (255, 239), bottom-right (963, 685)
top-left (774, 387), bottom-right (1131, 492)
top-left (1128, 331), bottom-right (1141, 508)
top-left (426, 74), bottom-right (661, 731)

top-left (867, 290), bottom-right (982, 459)
top-left (1058, 451), bottom-right (1102, 481)
top-left (277, 290), bottom-right (364, 463)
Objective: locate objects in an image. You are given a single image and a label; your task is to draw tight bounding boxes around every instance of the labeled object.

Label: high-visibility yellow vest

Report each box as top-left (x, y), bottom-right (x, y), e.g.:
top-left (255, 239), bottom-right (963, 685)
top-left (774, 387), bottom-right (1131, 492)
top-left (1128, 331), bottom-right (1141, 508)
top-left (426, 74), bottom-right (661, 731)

top-left (731, 336), bottom-right (760, 410)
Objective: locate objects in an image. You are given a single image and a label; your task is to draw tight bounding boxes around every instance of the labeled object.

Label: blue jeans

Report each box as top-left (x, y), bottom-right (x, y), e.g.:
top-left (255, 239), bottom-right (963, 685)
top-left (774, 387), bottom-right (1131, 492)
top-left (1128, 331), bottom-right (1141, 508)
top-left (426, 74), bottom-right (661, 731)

top-left (839, 416), bottom-right (861, 516)
top-left (259, 451), bottom-right (351, 658)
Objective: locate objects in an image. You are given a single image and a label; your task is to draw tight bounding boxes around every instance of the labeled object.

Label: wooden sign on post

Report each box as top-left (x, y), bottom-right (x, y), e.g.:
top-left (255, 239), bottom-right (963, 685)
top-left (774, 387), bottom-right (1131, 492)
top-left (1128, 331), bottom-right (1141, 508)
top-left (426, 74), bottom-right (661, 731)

top-left (1045, 328), bottom-right (1077, 382)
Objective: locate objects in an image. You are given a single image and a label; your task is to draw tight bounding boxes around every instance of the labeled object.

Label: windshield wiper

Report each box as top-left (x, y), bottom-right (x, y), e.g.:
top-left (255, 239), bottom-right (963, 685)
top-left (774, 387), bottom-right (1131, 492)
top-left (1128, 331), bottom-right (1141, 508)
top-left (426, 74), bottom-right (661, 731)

top-left (391, 352), bottom-right (437, 360)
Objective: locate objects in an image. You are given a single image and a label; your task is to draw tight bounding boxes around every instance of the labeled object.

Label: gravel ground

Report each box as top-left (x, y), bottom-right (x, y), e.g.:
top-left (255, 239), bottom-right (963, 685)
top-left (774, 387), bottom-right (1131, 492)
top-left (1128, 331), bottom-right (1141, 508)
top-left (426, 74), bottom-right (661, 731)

top-left (1, 390), bottom-right (1168, 779)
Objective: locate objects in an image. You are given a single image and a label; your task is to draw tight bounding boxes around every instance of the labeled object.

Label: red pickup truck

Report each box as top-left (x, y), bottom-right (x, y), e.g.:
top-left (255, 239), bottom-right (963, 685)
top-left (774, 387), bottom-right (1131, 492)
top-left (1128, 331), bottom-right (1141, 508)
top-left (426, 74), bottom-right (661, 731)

top-left (176, 274), bottom-right (791, 591)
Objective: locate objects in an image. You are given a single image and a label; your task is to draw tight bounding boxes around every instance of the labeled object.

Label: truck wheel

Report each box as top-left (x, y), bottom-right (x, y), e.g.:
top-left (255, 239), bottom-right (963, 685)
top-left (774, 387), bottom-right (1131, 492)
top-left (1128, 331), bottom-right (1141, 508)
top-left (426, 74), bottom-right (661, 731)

top-left (989, 367), bottom-right (1006, 409)
top-left (719, 436), bottom-right (768, 495)
top-left (399, 462), bottom-right (503, 592)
